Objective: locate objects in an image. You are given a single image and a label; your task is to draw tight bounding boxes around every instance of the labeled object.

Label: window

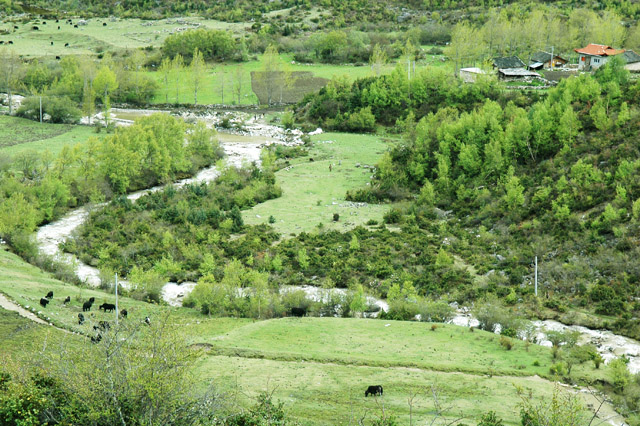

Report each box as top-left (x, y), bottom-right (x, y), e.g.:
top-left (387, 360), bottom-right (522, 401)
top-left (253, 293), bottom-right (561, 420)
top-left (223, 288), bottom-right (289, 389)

top-left (594, 58), bottom-right (600, 63)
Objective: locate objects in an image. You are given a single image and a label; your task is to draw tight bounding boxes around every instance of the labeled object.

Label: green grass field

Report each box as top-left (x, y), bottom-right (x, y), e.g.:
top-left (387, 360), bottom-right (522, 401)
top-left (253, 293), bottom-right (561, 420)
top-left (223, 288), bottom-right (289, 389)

top-left (147, 55), bottom-right (398, 106)
top-left (0, 115), bottom-right (103, 160)
top-left (0, 245), bottom-right (617, 425)
top-left (243, 133), bottom-right (394, 234)
top-left (0, 17), bottom-right (245, 58)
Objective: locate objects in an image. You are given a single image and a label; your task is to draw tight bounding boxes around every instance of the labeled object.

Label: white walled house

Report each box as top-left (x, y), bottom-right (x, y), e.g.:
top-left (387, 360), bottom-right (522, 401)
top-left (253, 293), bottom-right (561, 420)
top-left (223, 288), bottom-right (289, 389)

top-left (574, 44), bottom-right (625, 71)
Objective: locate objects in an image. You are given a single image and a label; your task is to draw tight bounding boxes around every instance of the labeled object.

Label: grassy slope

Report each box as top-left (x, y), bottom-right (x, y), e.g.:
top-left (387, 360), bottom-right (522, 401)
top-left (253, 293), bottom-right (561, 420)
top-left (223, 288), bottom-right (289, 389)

top-left (0, 246), bottom-right (250, 335)
top-left (244, 133), bottom-right (393, 234)
top-left (0, 246), bottom-right (614, 425)
top-left (0, 116), bottom-right (103, 160)
top-left (0, 17), bottom-right (245, 58)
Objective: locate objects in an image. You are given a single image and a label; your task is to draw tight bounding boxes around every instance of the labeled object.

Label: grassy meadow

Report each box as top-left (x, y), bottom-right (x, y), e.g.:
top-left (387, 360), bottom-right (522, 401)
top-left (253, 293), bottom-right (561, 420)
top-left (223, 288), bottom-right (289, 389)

top-left (244, 132), bottom-right (394, 234)
top-left (147, 55), bottom-right (398, 106)
top-left (0, 244), bottom-right (616, 425)
top-left (0, 17), bottom-right (246, 58)
top-left (0, 115), bottom-right (103, 160)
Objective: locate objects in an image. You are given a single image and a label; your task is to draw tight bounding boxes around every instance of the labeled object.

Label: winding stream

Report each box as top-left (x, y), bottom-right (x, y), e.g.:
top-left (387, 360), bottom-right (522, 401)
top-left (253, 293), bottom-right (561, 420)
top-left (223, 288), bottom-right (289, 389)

top-left (30, 110), bottom-right (638, 424)
top-left (36, 109), bottom-right (300, 304)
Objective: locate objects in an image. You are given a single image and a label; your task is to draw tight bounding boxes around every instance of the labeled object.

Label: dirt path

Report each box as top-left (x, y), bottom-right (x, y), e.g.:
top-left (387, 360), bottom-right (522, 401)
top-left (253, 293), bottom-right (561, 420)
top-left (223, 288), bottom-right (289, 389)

top-left (0, 292), bottom-right (72, 334)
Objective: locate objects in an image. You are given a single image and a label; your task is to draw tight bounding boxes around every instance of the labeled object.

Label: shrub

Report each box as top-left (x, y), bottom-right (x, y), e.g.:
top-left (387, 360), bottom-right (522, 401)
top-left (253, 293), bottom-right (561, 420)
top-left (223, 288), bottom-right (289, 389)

top-left (478, 411), bottom-right (504, 426)
top-left (418, 300), bottom-right (454, 323)
top-left (549, 362), bottom-right (566, 376)
top-left (500, 336), bottom-right (513, 350)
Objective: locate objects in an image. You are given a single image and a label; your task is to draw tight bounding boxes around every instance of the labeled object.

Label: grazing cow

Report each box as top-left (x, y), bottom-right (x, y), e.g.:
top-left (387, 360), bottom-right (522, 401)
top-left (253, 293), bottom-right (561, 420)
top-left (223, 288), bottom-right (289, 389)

top-left (290, 307), bottom-right (306, 317)
top-left (64, 43), bottom-right (69, 47)
top-left (46, 291), bottom-right (53, 299)
top-left (120, 309), bottom-right (128, 318)
top-left (55, 56), bottom-right (61, 60)
top-left (42, 21), bottom-right (46, 25)
top-left (56, 19), bottom-right (59, 23)
top-left (89, 297), bottom-right (95, 303)
top-left (73, 24), bottom-right (78, 28)
top-left (58, 26), bottom-right (60, 30)
top-left (82, 300), bottom-right (93, 312)
top-left (78, 313), bottom-right (85, 324)
top-left (365, 385), bottom-right (383, 397)
top-left (40, 298), bottom-right (50, 308)
top-left (99, 303), bottom-right (116, 312)
top-left (63, 296), bottom-right (71, 304)
top-left (50, 41), bottom-right (53, 45)
top-left (144, 316), bottom-right (151, 326)
top-left (91, 334), bottom-right (102, 343)
top-left (309, 158), bottom-right (314, 162)
top-left (7, 41), bottom-right (12, 45)
top-left (103, 22), bottom-right (107, 26)
top-left (32, 26), bottom-right (39, 30)
top-left (13, 25), bottom-right (18, 30)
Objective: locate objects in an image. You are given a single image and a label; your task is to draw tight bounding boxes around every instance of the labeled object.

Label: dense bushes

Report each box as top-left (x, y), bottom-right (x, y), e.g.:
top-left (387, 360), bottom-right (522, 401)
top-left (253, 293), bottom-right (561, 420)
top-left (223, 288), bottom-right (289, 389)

top-left (17, 96), bottom-right (81, 123)
top-left (163, 29), bottom-right (246, 62)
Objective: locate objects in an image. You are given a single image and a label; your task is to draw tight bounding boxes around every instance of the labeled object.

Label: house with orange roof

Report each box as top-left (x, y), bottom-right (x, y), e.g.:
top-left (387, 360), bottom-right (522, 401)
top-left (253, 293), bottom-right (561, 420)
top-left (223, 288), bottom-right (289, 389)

top-left (575, 44), bottom-right (625, 71)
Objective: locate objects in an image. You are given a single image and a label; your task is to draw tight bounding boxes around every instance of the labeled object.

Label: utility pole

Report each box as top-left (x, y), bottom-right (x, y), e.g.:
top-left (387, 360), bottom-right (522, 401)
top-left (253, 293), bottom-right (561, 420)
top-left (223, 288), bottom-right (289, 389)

top-left (534, 256), bottom-right (538, 297)
top-left (39, 96), bottom-right (42, 123)
top-left (115, 272), bottom-right (119, 326)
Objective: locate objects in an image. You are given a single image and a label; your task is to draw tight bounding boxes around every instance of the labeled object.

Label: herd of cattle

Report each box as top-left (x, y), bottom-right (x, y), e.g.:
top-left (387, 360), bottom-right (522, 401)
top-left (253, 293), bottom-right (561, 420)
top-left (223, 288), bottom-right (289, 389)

top-left (0, 18), bottom-right (109, 54)
top-left (37, 290), bottom-right (150, 343)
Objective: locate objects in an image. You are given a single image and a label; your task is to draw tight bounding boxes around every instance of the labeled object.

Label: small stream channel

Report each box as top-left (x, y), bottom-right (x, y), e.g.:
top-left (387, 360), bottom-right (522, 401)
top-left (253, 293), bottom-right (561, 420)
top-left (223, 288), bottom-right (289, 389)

top-left (30, 109), bottom-right (637, 424)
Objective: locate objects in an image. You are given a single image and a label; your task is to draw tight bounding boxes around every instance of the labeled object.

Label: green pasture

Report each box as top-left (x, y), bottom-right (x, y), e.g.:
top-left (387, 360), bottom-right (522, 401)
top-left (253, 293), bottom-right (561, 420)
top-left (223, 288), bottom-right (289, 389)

top-left (0, 115), bottom-right (102, 159)
top-left (244, 132), bottom-right (394, 234)
top-left (0, 17), bottom-right (245, 58)
top-left (199, 356), bottom-right (573, 426)
top-left (0, 246), bottom-right (616, 425)
top-left (147, 55), bottom-right (397, 106)
top-left (0, 246), bottom-right (250, 335)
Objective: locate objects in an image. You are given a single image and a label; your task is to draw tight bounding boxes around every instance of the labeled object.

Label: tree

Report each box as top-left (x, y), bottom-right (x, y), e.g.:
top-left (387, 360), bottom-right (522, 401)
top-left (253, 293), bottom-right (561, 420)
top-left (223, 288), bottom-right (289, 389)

top-left (94, 66), bottom-right (118, 127)
top-left (0, 47), bottom-right (22, 115)
top-left (255, 44), bottom-right (289, 106)
top-left (191, 48), bottom-right (206, 105)
top-left (504, 172), bottom-right (525, 211)
top-left (445, 23), bottom-right (481, 76)
top-left (232, 64), bottom-right (244, 105)
top-left (158, 57), bottom-right (172, 104)
top-left (1, 314), bottom-right (219, 425)
top-left (369, 44), bottom-right (387, 77)
top-left (172, 54), bottom-right (185, 104)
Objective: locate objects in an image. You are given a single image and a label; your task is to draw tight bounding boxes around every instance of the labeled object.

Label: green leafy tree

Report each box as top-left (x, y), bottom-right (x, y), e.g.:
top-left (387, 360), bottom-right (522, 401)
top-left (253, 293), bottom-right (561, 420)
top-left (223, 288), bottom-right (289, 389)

top-left (93, 66), bottom-right (118, 127)
top-left (191, 48), bottom-right (206, 105)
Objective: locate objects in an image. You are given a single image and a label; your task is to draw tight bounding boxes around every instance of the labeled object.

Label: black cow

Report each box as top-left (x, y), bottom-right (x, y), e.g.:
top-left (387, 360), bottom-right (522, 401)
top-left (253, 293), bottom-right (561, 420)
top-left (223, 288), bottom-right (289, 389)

top-left (120, 309), bottom-right (128, 318)
top-left (63, 296), bottom-right (71, 304)
top-left (99, 303), bottom-right (116, 312)
top-left (365, 385), bottom-right (383, 397)
top-left (13, 25), bottom-right (18, 30)
top-left (39, 298), bottom-right (49, 308)
top-left (46, 291), bottom-right (53, 299)
top-left (7, 41), bottom-right (12, 45)
top-left (78, 313), bottom-right (85, 324)
top-left (42, 21), bottom-right (46, 25)
top-left (103, 22), bottom-right (107, 26)
top-left (73, 24), bottom-right (78, 28)
top-left (91, 334), bottom-right (102, 344)
top-left (55, 56), bottom-right (61, 60)
top-left (64, 43), bottom-right (69, 47)
top-left (290, 307), bottom-right (306, 317)
top-left (58, 26), bottom-right (60, 30)
top-left (50, 41), bottom-right (53, 46)
top-left (89, 297), bottom-right (95, 303)
top-left (32, 26), bottom-right (39, 30)
top-left (82, 300), bottom-right (93, 312)
top-left (56, 19), bottom-right (59, 23)
top-left (144, 316), bottom-right (151, 326)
